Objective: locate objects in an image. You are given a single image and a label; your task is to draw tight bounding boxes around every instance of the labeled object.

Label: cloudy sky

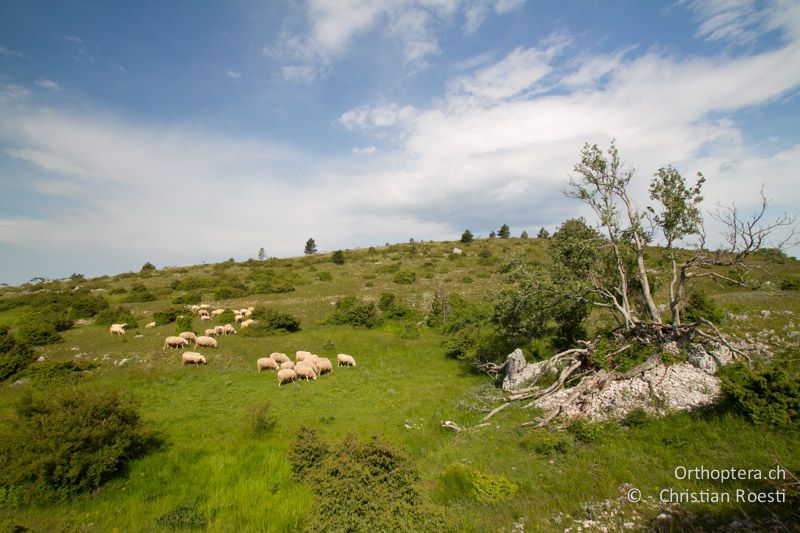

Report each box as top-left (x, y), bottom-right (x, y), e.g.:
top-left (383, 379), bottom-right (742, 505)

top-left (1, 0), bottom-right (799, 284)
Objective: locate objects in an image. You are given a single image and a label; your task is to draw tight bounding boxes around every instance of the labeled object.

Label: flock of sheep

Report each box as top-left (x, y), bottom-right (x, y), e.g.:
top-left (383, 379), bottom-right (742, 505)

top-left (107, 304), bottom-right (357, 386)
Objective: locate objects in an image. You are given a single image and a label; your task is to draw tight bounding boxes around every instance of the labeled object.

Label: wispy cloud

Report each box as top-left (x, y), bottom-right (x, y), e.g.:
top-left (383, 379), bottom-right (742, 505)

top-left (34, 79), bottom-right (61, 91)
top-left (0, 46), bottom-right (31, 60)
top-left (225, 69), bottom-right (242, 80)
top-left (61, 34), bottom-right (96, 64)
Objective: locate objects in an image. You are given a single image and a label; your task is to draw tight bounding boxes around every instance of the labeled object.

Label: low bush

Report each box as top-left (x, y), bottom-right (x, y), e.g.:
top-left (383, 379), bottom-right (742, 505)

top-left (214, 285), bottom-right (246, 300)
top-left (21, 360), bottom-right (97, 385)
top-left (171, 292), bottom-right (203, 305)
top-left (152, 307), bottom-right (184, 326)
top-left (248, 401), bottom-right (277, 436)
top-left (95, 306), bottom-right (138, 328)
top-left (0, 388), bottom-right (153, 501)
top-left (567, 419), bottom-right (608, 443)
top-left (0, 327), bottom-right (35, 381)
top-left (123, 283), bottom-right (156, 303)
top-left (155, 503), bottom-right (206, 529)
top-left (719, 361), bottom-right (800, 428)
top-left (331, 250), bottom-right (345, 265)
top-left (519, 430), bottom-right (573, 455)
top-left (240, 308), bottom-right (301, 336)
top-left (393, 270), bottom-right (416, 284)
top-left (378, 292), bottom-right (410, 318)
top-left (436, 464), bottom-right (518, 504)
top-left (66, 294), bottom-right (109, 320)
top-left (318, 272), bottom-right (333, 281)
top-left (15, 318), bottom-right (62, 346)
top-left (289, 428), bottom-right (451, 532)
top-left (175, 315), bottom-right (193, 334)
top-left (779, 276), bottom-right (800, 291)
top-left (217, 310), bottom-right (235, 324)
top-left (684, 289), bottom-right (724, 324)
top-left (325, 296), bottom-right (382, 328)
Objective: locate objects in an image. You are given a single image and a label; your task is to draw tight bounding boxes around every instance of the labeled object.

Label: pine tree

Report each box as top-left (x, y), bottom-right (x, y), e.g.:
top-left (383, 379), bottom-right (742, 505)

top-left (460, 229), bottom-right (474, 243)
top-left (520, 230), bottom-right (528, 238)
top-left (304, 238), bottom-right (317, 255)
top-left (258, 247), bottom-right (266, 260)
top-left (331, 250), bottom-right (345, 264)
top-left (498, 224), bottom-right (510, 239)
top-left (537, 227), bottom-right (550, 239)
top-left (489, 230), bottom-right (496, 238)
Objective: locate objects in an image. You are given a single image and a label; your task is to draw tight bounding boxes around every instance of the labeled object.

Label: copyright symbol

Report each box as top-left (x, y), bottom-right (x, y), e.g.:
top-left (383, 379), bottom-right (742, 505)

top-left (627, 487), bottom-right (641, 503)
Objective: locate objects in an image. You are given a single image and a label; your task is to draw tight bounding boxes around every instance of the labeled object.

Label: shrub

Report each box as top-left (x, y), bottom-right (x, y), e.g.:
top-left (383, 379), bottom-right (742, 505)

top-left (719, 361), bottom-right (800, 428)
top-left (67, 294), bottom-right (109, 320)
top-left (400, 323), bottom-right (420, 339)
top-left (567, 419), bottom-right (607, 443)
top-left (779, 276), bottom-right (800, 291)
top-left (108, 287), bottom-right (127, 295)
top-left (156, 503), bottom-right (206, 529)
top-left (325, 296), bottom-right (382, 328)
top-left (217, 310), bottom-right (235, 324)
top-left (152, 307), bottom-right (184, 326)
top-left (123, 283), bottom-right (156, 303)
top-left (248, 401), bottom-right (277, 436)
top-left (378, 292), bottom-right (410, 318)
top-left (684, 290), bottom-right (724, 324)
top-left (214, 285), bottom-right (246, 300)
top-left (331, 250), bottom-right (345, 265)
top-left (172, 292), bottom-right (202, 305)
top-left (318, 272), bottom-right (333, 281)
top-left (0, 327), bottom-right (35, 381)
top-left (393, 270), bottom-right (416, 284)
top-left (0, 388), bottom-right (152, 500)
top-left (291, 429), bottom-right (451, 532)
top-left (95, 306), bottom-right (138, 328)
top-left (175, 315), bottom-right (193, 334)
top-left (519, 430), bottom-right (573, 455)
top-left (460, 230), bottom-right (474, 243)
top-left (240, 308), bottom-right (301, 336)
top-left (436, 464), bottom-right (518, 504)
top-left (21, 361), bottom-right (97, 385)
top-left (16, 316), bottom-right (62, 346)
top-left (140, 262), bottom-right (156, 272)
top-left (461, 276), bottom-right (474, 284)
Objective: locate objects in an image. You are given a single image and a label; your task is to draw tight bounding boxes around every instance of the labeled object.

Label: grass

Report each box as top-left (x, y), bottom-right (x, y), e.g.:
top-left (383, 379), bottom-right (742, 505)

top-left (1, 238), bottom-right (799, 531)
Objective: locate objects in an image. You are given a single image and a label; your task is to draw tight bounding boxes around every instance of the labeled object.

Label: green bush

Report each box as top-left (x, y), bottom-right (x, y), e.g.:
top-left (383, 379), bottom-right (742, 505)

top-left (325, 296), bottom-right (383, 328)
top-left (95, 307), bottom-right (138, 328)
top-left (152, 307), bottom-right (184, 326)
top-left (171, 292), bottom-right (203, 305)
top-left (779, 276), bottom-right (800, 291)
top-left (436, 464), bottom-right (517, 504)
top-left (290, 429), bottom-right (451, 532)
top-left (318, 271), bottom-right (333, 281)
top-left (248, 401), bottom-right (277, 436)
top-left (66, 294), bottom-right (109, 320)
top-left (16, 318), bottom-right (61, 346)
top-left (378, 292), bottom-right (410, 318)
top-left (400, 322), bottom-right (420, 339)
top-left (0, 327), bottom-right (35, 381)
top-left (21, 360), bottom-right (97, 385)
top-left (519, 430), bottom-right (573, 455)
top-left (567, 419), bottom-right (608, 443)
top-left (217, 310), bottom-right (235, 324)
top-left (393, 270), bottom-right (416, 284)
top-left (140, 262), bottom-right (156, 272)
top-left (684, 289), bottom-right (724, 324)
top-left (240, 308), bottom-right (301, 336)
top-left (156, 503), bottom-right (206, 529)
top-left (719, 361), bottom-right (800, 428)
top-left (331, 250), bottom-right (345, 265)
top-left (108, 287), bottom-right (126, 295)
top-left (175, 315), bottom-right (193, 334)
top-left (214, 285), bottom-right (246, 300)
top-left (0, 388), bottom-right (153, 501)
top-left (123, 283), bottom-right (156, 303)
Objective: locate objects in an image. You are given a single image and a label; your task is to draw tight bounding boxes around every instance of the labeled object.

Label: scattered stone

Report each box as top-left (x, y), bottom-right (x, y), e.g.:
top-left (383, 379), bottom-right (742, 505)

top-left (115, 358), bottom-right (129, 367)
top-left (760, 310), bottom-right (771, 318)
top-left (36, 355), bottom-right (46, 362)
top-left (452, 247), bottom-right (463, 255)
top-left (135, 334), bottom-right (143, 338)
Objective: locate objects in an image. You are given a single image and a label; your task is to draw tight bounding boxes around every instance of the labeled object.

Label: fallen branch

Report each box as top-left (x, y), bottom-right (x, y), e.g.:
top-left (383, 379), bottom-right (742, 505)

top-left (482, 402), bottom-right (511, 422)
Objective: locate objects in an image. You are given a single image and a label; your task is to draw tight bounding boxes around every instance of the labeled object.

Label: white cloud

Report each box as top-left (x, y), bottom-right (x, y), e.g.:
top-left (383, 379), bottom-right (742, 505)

top-left (61, 35), bottom-right (83, 44)
top-left (352, 146), bottom-right (377, 155)
top-left (0, 46), bottom-right (31, 60)
top-left (281, 65), bottom-right (318, 81)
top-left (225, 70), bottom-right (241, 80)
top-left (34, 79), bottom-right (61, 91)
top-left (339, 103), bottom-right (419, 130)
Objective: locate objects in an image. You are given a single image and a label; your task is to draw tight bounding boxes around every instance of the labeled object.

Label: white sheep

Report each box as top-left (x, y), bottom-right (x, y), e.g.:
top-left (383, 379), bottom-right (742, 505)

top-left (243, 309), bottom-right (253, 318)
top-left (205, 328), bottom-right (217, 337)
top-left (109, 323), bottom-right (127, 336)
top-left (214, 325), bottom-right (225, 336)
top-left (240, 319), bottom-right (255, 329)
top-left (337, 354), bottom-right (356, 367)
top-left (194, 336), bottom-right (218, 349)
top-left (295, 363), bottom-right (317, 381)
top-left (198, 309), bottom-right (210, 316)
top-left (277, 368), bottom-right (297, 386)
top-left (317, 357), bottom-right (333, 375)
top-left (145, 322), bottom-right (156, 329)
top-left (257, 357), bottom-right (279, 372)
top-left (296, 350), bottom-right (312, 362)
top-left (223, 324), bottom-right (237, 335)
top-left (200, 315), bottom-right (212, 322)
top-left (179, 331), bottom-right (197, 343)
top-left (234, 313), bottom-right (244, 322)
top-left (190, 305), bottom-right (201, 313)
top-left (270, 352), bottom-right (290, 364)
top-left (199, 304), bottom-right (211, 309)
top-left (182, 351), bottom-right (207, 365)
top-left (280, 360), bottom-right (295, 370)
top-left (211, 308), bottom-right (225, 317)
top-left (164, 336), bottom-right (189, 349)
top-left (247, 306), bottom-right (255, 312)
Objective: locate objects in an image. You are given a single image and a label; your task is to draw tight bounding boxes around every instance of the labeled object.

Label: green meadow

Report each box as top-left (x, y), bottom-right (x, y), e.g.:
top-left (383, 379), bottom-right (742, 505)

top-left (1, 238), bottom-right (798, 531)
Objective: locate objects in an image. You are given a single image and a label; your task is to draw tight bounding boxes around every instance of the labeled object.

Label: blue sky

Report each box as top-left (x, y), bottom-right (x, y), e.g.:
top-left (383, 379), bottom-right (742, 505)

top-left (1, 0), bottom-right (799, 284)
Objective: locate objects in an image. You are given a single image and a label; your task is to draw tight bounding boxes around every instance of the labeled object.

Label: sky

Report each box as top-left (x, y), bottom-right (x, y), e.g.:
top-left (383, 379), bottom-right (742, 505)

top-left (1, 0), bottom-right (799, 285)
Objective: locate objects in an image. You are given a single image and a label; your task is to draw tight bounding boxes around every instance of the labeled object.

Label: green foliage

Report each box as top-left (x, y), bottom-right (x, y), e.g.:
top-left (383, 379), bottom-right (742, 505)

top-left (622, 408), bottom-right (652, 428)
top-left (567, 419), bottom-right (608, 443)
top-left (498, 224), bottom-right (510, 239)
top-left (647, 166), bottom-right (704, 248)
top-left (304, 238), bottom-right (317, 255)
top-left (443, 295), bottom-right (512, 365)
top-left (155, 503), bottom-right (206, 529)
top-left (779, 276), bottom-right (800, 290)
top-left (21, 360), bottom-right (97, 385)
top-left (393, 269), bottom-right (416, 284)
top-left (537, 227), bottom-right (550, 238)
top-left (171, 292), bottom-right (202, 305)
top-left (0, 327), bottom-right (35, 381)
top-left (0, 388), bottom-right (152, 501)
top-left (318, 271), bottom-right (333, 281)
top-left (460, 229), bottom-right (474, 243)
top-left (436, 464), bottom-right (518, 504)
top-left (152, 307), bottom-right (184, 326)
top-left (240, 307), bottom-right (301, 336)
top-left (217, 310), bottom-right (235, 324)
top-left (254, 278), bottom-right (296, 294)
top-left (175, 315), bottom-right (193, 334)
top-left (331, 250), bottom-right (345, 265)
top-left (520, 230), bottom-right (528, 238)
top-left (95, 306), bottom-right (138, 328)
top-left (591, 338), bottom-right (655, 372)
top-left (719, 361), bottom-right (800, 428)
top-left (214, 285), bottom-right (246, 300)
top-left (684, 290), bottom-right (724, 324)
top-left (379, 292), bottom-right (410, 318)
top-left (170, 276), bottom-right (216, 291)
top-left (140, 262), bottom-right (156, 272)
top-left (519, 430), bottom-right (573, 455)
top-left (66, 294), bottom-right (109, 320)
top-left (16, 316), bottom-right (62, 346)
top-left (489, 230), bottom-right (496, 238)
top-left (123, 283), bottom-right (156, 303)
top-left (108, 286), bottom-right (126, 295)
top-left (400, 322), bottom-right (420, 339)
top-left (248, 401), bottom-right (277, 436)
top-left (291, 429), bottom-right (451, 532)
top-left (325, 296), bottom-right (382, 328)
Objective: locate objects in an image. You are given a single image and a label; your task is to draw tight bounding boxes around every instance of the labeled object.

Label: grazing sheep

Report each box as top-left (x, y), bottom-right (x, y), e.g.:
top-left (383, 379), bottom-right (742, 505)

top-left (223, 324), bottom-right (237, 335)
top-left (214, 325), bottom-right (225, 336)
top-left (247, 306), bottom-right (255, 312)
top-left (295, 363), bottom-right (317, 381)
top-left (145, 322), bottom-right (156, 329)
top-left (337, 354), bottom-right (356, 367)
top-left (270, 352), bottom-right (290, 364)
top-left (317, 357), bottom-right (333, 375)
top-left (278, 368), bottom-right (297, 386)
top-left (182, 351), bottom-right (207, 365)
top-left (280, 360), bottom-right (295, 370)
top-left (198, 309), bottom-right (210, 316)
top-left (296, 350), bottom-right (312, 362)
top-left (211, 308), bottom-right (225, 317)
top-left (204, 328), bottom-right (217, 337)
top-left (257, 357), bottom-right (279, 372)
top-left (194, 336), bottom-right (218, 349)
top-left (164, 336), bottom-right (189, 349)
top-left (199, 304), bottom-right (211, 309)
top-left (190, 305), bottom-right (201, 313)
top-left (234, 313), bottom-right (244, 323)
top-left (109, 323), bottom-right (127, 336)
top-left (179, 331), bottom-right (197, 343)
top-left (243, 309), bottom-right (253, 318)
top-left (240, 319), bottom-right (255, 329)
top-left (200, 315), bottom-right (212, 322)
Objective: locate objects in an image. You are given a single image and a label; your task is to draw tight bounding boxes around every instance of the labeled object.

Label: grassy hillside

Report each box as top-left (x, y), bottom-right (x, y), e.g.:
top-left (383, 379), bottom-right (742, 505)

top-left (1, 238), bottom-right (798, 531)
